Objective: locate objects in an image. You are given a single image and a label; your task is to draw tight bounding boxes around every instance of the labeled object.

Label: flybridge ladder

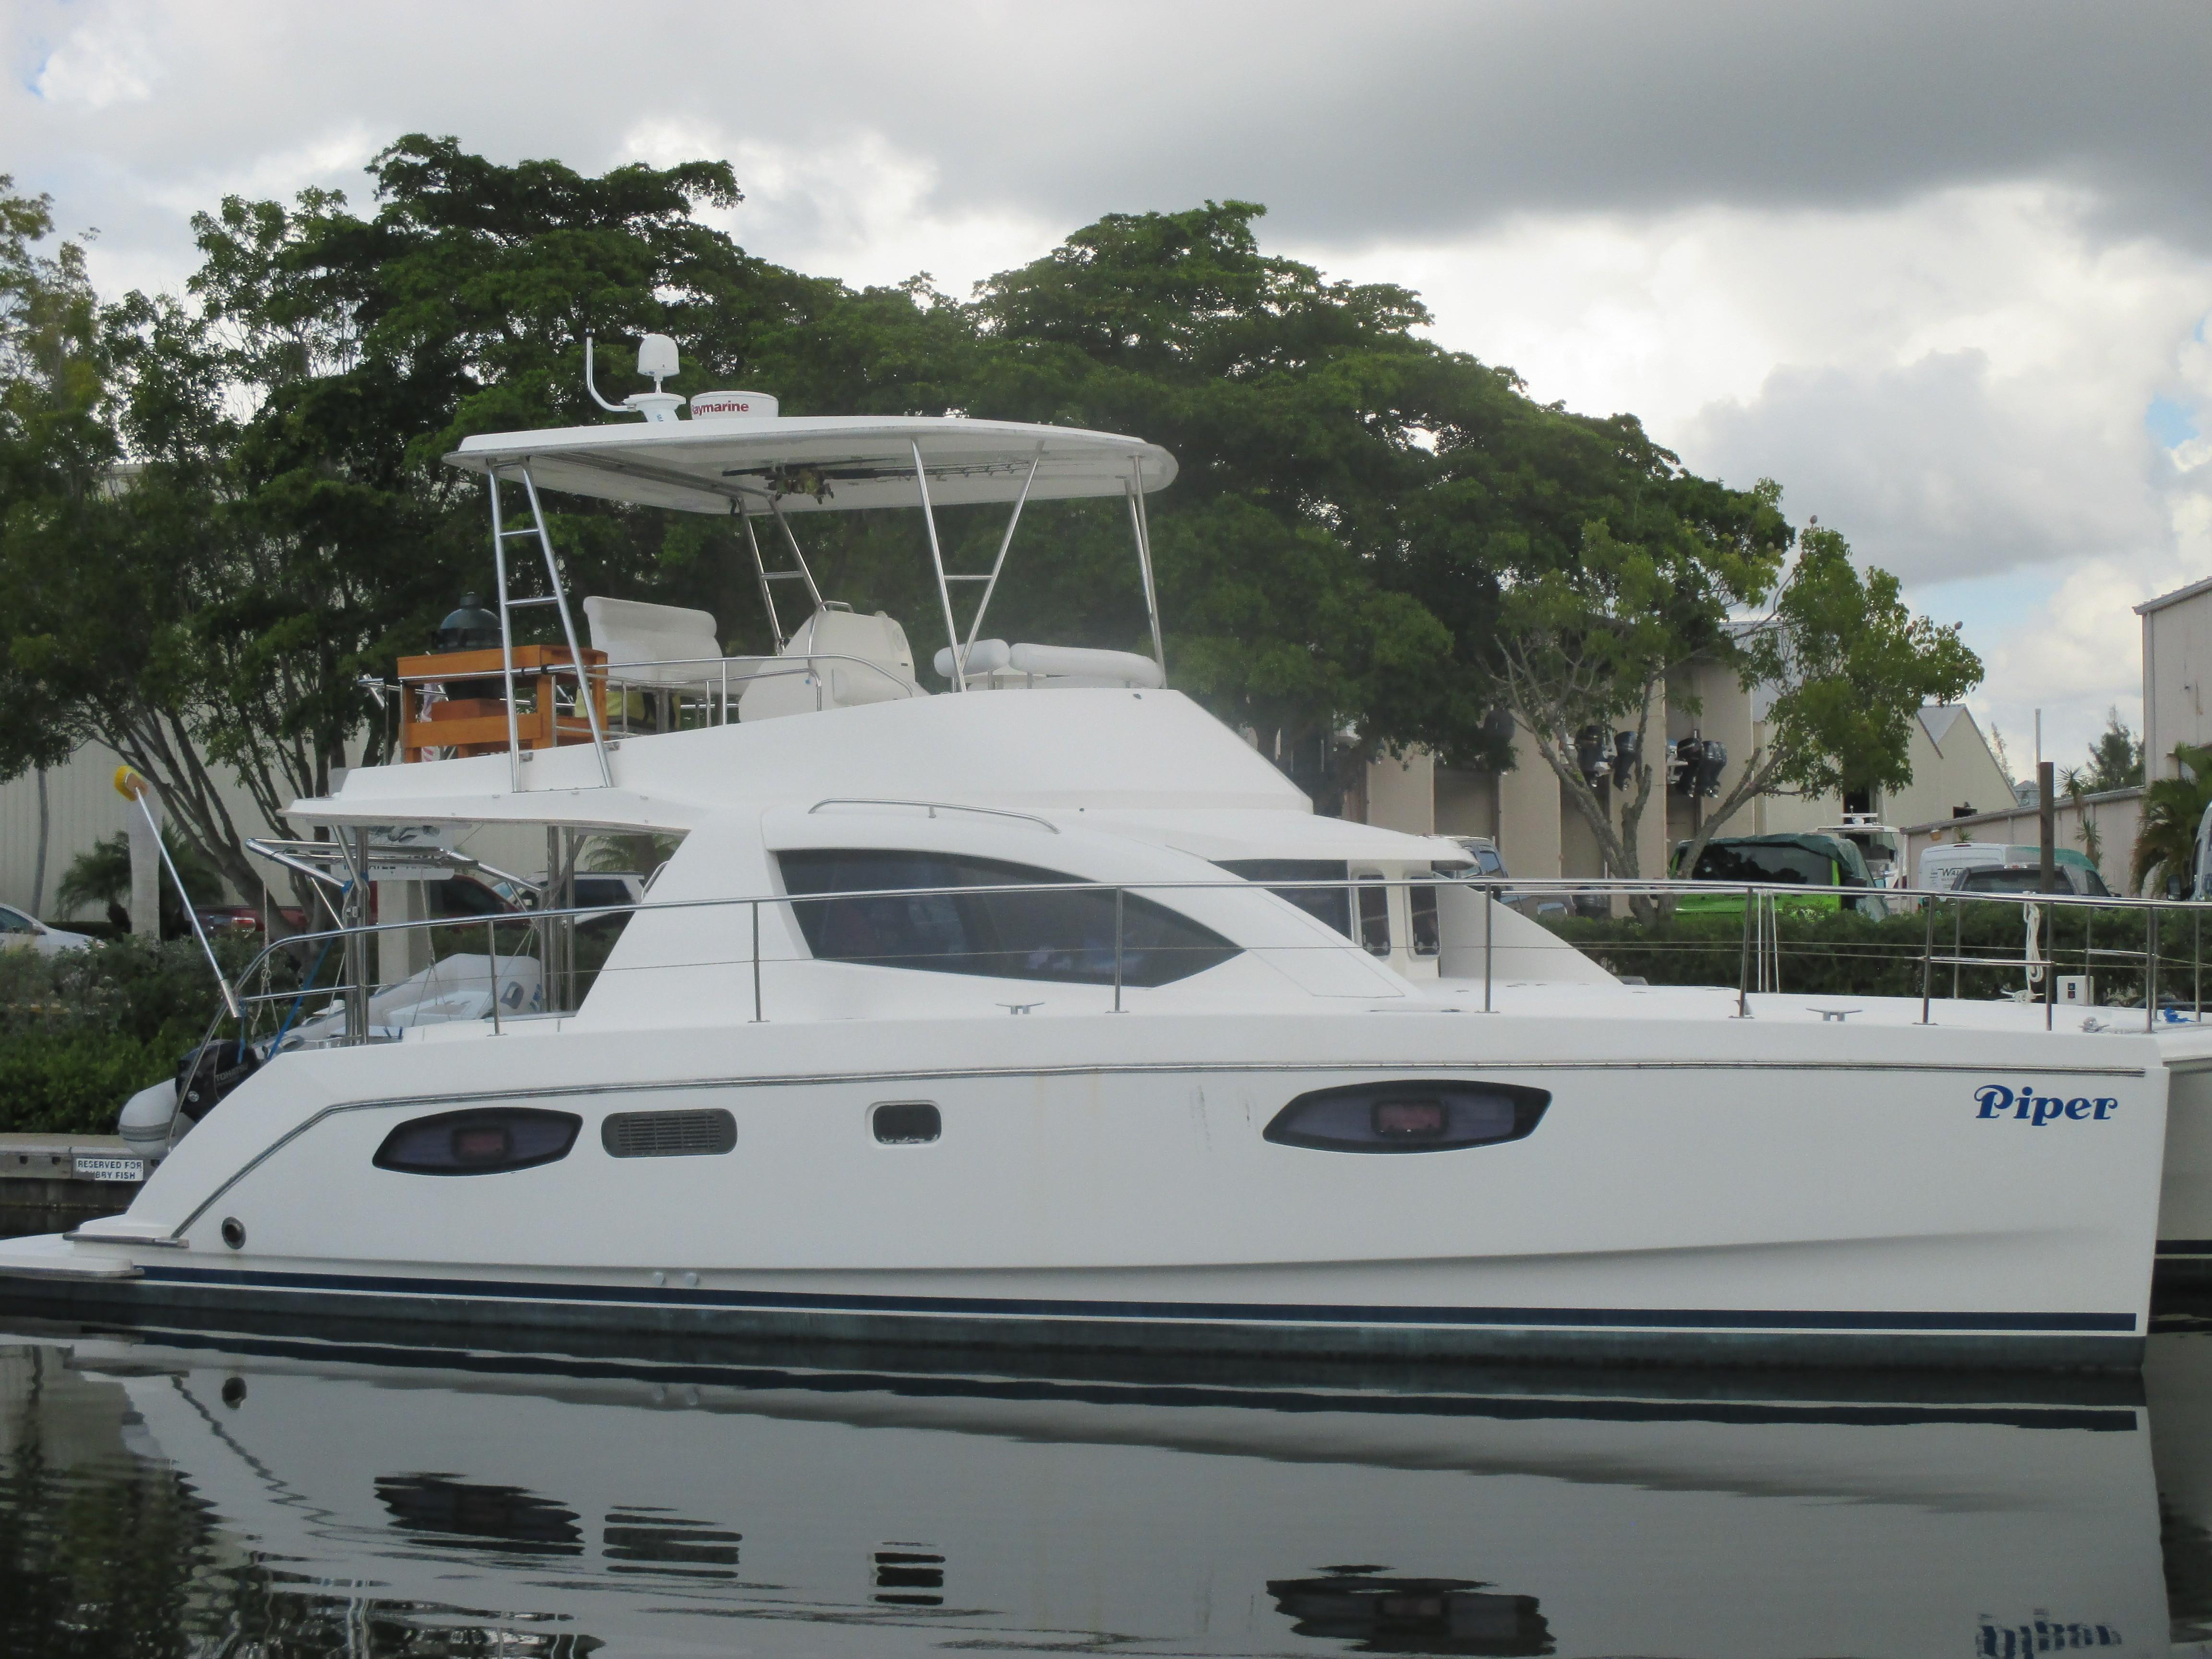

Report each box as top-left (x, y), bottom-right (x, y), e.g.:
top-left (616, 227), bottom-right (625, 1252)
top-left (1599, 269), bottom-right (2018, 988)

top-left (741, 496), bottom-right (824, 654)
top-left (486, 467), bottom-right (613, 791)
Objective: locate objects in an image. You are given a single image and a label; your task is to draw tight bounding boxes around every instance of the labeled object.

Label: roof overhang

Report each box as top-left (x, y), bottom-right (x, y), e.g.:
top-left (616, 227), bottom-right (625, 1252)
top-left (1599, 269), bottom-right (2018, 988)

top-left (445, 415), bottom-right (1176, 516)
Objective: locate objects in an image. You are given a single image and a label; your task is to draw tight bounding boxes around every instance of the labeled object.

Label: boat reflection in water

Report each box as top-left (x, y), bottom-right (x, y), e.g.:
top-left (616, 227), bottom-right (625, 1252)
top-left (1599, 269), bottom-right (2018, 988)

top-left (0, 1326), bottom-right (2167, 1657)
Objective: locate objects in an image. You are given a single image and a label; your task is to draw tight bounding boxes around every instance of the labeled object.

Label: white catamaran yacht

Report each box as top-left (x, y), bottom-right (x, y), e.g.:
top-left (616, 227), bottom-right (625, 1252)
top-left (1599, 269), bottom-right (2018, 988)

top-left (0, 339), bottom-right (2176, 1370)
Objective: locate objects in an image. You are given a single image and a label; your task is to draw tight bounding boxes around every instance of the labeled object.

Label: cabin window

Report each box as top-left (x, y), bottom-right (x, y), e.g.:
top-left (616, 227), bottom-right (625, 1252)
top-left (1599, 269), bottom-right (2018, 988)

top-left (873, 1102), bottom-right (942, 1144)
top-left (1409, 884), bottom-right (1441, 956)
top-left (1214, 859), bottom-right (1351, 938)
top-left (1263, 1082), bottom-right (1548, 1153)
top-left (373, 1108), bottom-right (581, 1175)
top-left (602, 1109), bottom-right (736, 1158)
top-left (778, 851), bottom-right (1239, 987)
top-left (1355, 877), bottom-right (1392, 956)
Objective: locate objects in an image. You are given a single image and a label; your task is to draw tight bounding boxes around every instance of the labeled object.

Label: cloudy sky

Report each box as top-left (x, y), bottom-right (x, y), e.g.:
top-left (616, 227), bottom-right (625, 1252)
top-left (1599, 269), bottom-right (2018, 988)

top-left (8, 0), bottom-right (2209, 777)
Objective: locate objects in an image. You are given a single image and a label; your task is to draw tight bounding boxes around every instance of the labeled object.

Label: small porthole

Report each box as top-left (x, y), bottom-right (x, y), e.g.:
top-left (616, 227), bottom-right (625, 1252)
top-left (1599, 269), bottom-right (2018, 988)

top-left (220, 1216), bottom-right (246, 1250)
top-left (873, 1102), bottom-right (941, 1145)
top-left (220, 1377), bottom-right (247, 1409)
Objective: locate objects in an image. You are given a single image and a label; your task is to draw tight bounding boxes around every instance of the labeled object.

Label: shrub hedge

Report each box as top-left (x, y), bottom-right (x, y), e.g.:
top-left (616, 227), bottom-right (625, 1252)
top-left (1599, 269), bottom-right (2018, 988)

top-left (0, 938), bottom-right (262, 1135)
top-left (1551, 900), bottom-right (2207, 1006)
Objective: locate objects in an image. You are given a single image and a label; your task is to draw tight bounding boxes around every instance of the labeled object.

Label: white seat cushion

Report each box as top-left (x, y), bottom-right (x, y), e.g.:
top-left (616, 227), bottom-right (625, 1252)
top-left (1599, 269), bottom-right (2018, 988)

top-left (583, 596), bottom-right (723, 687)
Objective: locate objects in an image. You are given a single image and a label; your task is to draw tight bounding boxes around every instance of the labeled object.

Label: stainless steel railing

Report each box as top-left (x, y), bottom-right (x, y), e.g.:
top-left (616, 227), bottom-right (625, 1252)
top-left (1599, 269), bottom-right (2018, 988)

top-left (187, 872), bottom-right (2212, 1062)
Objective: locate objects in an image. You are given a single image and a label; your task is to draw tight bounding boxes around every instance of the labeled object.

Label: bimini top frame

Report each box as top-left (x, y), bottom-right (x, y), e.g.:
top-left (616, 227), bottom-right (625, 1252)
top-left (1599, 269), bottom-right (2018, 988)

top-left (440, 412), bottom-right (1177, 784)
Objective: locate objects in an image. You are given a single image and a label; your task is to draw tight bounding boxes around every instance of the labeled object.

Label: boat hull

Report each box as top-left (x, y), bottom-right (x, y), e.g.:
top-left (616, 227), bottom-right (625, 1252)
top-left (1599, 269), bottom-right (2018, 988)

top-left (0, 1010), bottom-right (2167, 1371)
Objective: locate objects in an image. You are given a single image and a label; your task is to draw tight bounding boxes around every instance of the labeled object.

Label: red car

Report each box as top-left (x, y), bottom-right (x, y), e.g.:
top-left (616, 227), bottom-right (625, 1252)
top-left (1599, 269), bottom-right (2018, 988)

top-left (195, 903), bottom-right (310, 935)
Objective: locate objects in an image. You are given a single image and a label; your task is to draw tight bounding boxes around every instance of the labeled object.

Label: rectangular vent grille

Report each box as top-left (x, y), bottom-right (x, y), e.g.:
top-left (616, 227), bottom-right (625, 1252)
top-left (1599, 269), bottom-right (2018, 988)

top-left (602, 1109), bottom-right (737, 1159)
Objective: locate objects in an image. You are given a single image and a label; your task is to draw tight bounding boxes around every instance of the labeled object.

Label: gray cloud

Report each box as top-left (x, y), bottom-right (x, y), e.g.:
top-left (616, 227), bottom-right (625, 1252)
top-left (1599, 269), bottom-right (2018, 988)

top-left (1676, 350), bottom-right (2173, 583)
top-left (8, 0), bottom-right (2211, 291)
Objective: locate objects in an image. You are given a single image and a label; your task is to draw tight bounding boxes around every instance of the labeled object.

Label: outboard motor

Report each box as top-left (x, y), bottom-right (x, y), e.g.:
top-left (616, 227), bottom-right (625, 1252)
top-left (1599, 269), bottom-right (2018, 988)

top-left (117, 1040), bottom-right (261, 1161)
top-left (177, 1039), bottom-right (260, 1125)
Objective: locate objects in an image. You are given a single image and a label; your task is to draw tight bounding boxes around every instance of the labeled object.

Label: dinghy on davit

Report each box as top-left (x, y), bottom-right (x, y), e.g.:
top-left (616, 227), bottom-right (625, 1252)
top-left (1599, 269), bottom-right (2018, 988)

top-left (0, 337), bottom-right (2171, 1370)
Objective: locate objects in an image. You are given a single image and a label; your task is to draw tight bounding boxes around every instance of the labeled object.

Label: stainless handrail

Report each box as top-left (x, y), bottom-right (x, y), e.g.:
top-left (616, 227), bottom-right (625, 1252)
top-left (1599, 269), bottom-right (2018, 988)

top-left (184, 872), bottom-right (2212, 1062)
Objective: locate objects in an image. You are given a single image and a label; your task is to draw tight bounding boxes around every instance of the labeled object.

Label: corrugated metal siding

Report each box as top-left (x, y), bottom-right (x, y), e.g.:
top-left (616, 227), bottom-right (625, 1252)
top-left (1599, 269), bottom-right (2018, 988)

top-left (0, 741), bottom-right (266, 920)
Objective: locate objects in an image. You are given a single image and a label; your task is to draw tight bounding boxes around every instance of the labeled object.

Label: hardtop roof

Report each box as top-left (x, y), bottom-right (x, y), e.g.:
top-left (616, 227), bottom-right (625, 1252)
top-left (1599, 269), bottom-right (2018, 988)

top-left (445, 414), bottom-right (1177, 516)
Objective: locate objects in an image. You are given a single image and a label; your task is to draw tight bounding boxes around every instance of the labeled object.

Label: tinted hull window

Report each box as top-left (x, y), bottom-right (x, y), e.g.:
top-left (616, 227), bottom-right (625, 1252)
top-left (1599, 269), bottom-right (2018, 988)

top-left (1263, 1082), bottom-right (1548, 1153)
top-left (374, 1108), bottom-right (582, 1175)
top-left (779, 851), bottom-right (1239, 988)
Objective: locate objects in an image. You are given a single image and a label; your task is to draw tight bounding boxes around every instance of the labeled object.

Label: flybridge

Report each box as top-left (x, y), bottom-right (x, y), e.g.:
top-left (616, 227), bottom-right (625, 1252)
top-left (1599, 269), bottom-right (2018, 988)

top-left (432, 334), bottom-right (1179, 789)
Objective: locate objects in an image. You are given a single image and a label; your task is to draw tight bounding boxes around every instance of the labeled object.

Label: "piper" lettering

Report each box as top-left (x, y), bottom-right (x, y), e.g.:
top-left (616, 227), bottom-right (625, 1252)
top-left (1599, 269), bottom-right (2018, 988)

top-left (1974, 1084), bottom-right (2117, 1123)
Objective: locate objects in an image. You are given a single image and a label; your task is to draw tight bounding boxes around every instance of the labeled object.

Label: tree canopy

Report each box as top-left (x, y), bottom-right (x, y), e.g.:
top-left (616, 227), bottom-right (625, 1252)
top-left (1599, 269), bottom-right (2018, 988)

top-left (0, 138), bottom-right (1979, 900)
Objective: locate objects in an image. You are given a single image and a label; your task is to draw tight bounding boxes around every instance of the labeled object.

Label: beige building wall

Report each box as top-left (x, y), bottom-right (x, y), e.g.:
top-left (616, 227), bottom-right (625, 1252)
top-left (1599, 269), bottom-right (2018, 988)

top-left (1757, 705), bottom-right (2014, 840)
top-left (2141, 578), bottom-right (2212, 779)
top-left (1363, 748), bottom-right (1435, 836)
top-left (1360, 682), bottom-right (2015, 890)
top-left (1433, 764), bottom-right (1497, 840)
top-left (1495, 718), bottom-right (1562, 878)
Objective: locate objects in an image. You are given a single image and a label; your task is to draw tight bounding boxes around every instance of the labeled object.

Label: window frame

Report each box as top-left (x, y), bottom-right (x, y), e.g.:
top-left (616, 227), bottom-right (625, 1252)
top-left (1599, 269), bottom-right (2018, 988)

top-left (1353, 874), bottom-right (1392, 956)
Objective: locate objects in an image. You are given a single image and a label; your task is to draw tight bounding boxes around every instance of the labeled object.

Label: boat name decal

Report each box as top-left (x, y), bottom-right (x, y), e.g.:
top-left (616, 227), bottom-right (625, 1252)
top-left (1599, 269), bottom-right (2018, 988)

top-left (1974, 1084), bottom-right (2117, 1124)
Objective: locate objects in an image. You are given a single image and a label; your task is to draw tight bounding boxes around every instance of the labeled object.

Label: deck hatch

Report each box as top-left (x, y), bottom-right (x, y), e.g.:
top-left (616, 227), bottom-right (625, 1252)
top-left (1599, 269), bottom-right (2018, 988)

top-left (1264, 1081), bottom-right (1549, 1153)
top-left (602, 1108), bottom-right (738, 1159)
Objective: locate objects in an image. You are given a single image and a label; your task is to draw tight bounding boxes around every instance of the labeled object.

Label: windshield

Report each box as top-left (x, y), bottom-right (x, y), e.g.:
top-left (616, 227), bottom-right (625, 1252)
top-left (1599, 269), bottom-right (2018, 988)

top-left (1687, 844), bottom-right (1837, 886)
top-left (1216, 859), bottom-right (1351, 938)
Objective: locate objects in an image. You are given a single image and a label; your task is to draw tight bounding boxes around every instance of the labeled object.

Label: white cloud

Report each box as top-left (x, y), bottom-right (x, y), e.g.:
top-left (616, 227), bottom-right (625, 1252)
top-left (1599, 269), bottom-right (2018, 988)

top-left (617, 119), bottom-right (1056, 295)
top-left (31, 12), bottom-right (161, 109)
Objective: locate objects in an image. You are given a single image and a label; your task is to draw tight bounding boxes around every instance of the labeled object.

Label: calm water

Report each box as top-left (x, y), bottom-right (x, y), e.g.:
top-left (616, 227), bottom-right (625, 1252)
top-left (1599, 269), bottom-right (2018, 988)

top-left (12, 1316), bottom-right (2212, 1658)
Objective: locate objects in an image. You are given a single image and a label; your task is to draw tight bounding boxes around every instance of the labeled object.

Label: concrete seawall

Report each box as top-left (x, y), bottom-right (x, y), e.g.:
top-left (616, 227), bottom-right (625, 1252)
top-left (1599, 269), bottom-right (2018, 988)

top-left (0, 1134), bottom-right (144, 1238)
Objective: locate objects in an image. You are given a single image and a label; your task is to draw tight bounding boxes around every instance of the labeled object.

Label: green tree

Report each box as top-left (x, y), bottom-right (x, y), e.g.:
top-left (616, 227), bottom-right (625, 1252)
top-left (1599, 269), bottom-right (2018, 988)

top-left (2133, 742), bottom-right (2212, 897)
top-left (1486, 498), bottom-right (1978, 908)
top-left (54, 827), bottom-right (220, 935)
top-left (4, 139), bottom-right (934, 909)
top-left (958, 201), bottom-right (1501, 807)
top-left (0, 177), bottom-right (112, 784)
top-left (2066, 707), bottom-right (2145, 794)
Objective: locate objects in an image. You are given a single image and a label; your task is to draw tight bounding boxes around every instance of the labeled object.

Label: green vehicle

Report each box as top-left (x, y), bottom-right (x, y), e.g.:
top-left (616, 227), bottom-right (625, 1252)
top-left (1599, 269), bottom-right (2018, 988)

top-left (1671, 833), bottom-right (1881, 914)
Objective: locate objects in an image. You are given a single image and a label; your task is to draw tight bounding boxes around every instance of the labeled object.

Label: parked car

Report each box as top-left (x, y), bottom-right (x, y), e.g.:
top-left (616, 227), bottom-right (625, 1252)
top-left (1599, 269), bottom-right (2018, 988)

top-left (1953, 862), bottom-right (2113, 898)
top-left (570, 872), bottom-right (646, 926)
top-left (0, 902), bottom-right (92, 955)
top-left (195, 902), bottom-right (310, 935)
top-left (1443, 836), bottom-right (1567, 918)
top-left (1671, 833), bottom-right (1885, 914)
top-left (1917, 841), bottom-right (2105, 893)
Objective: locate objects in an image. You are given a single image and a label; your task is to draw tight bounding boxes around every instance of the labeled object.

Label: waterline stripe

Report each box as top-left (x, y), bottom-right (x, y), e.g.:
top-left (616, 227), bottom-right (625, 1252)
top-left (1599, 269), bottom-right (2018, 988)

top-left (133, 1264), bottom-right (2137, 1334)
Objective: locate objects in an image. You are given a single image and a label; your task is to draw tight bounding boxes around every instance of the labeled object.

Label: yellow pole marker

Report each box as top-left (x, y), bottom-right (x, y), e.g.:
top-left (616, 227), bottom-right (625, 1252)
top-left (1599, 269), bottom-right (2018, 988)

top-left (113, 764), bottom-right (243, 1019)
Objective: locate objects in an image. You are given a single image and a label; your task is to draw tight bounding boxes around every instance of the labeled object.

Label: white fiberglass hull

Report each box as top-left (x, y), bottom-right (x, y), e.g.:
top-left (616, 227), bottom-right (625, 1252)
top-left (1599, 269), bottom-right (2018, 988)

top-left (0, 1007), bottom-right (2166, 1370)
top-left (2156, 1041), bottom-right (2212, 1278)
